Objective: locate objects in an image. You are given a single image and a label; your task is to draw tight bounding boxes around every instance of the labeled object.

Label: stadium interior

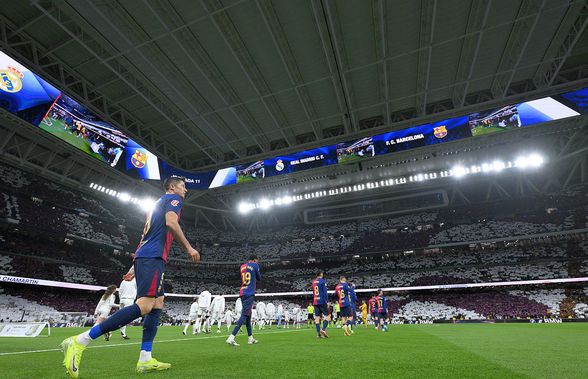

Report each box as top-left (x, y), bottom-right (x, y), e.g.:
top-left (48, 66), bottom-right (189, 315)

top-left (0, 0), bottom-right (587, 378)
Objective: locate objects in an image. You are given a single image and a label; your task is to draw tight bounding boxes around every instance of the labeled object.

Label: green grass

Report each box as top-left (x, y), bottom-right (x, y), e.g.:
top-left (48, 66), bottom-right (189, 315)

top-left (471, 125), bottom-right (508, 137)
top-left (236, 175), bottom-right (261, 184)
top-left (39, 118), bottom-right (103, 162)
top-left (337, 154), bottom-right (369, 165)
top-left (0, 323), bottom-right (586, 378)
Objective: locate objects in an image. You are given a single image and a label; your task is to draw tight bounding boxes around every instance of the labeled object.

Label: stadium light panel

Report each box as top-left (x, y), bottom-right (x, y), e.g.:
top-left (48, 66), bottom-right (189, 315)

top-left (492, 161), bottom-right (505, 172)
top-left (452, 166), bottom-right (467, 178)
top-left (238, 202), bottom-right (252, 214)
top-left (528, 153), bottom-right (544, 167)
top-left (140, 198), bottom-right (156, 213)
top-left (119, 193), bottom-right (131, 202)
top-left (239, 151), bottom-right (546, 215)
top-left (259, 198), bottom-right (272, 210)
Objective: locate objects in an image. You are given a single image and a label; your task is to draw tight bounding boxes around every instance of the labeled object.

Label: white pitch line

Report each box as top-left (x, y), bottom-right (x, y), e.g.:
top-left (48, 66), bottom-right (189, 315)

top-left (0, 328), bottom-right (307, 357)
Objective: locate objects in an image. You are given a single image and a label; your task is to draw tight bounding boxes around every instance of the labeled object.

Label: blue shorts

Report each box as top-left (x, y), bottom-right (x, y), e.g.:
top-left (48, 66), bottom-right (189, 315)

top-left (314, 304), bottom-right (328, 317)
top-left (134, 258), bottom-right (165, 298)
top-left (339, 306), bottom-right (352, 317)
top-left (378, 311), bottom-right (388, 318)
top-left (240, 295), bottom-right (255, 318)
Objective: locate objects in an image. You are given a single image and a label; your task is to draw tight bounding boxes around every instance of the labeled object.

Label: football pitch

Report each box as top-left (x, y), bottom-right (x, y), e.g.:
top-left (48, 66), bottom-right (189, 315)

top-left (38, 118), bottom-right (103, 162)
top-left (0, 324), bottom-right (586, 378)
top-left (337, 154), bottom-right (366, 165)
top-left (470, 125), bottom-right (507, 137)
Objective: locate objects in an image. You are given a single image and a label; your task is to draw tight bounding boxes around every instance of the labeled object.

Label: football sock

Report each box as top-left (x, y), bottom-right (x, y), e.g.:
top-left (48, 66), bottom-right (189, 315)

top-left (86, 304), bottom-right (141, 342)
top-left (141, 308), bottom-right (162, 356)
top-left (246, 317), bottom-right (253, 337)
top-left (231, 315), bottom-right (247, 336)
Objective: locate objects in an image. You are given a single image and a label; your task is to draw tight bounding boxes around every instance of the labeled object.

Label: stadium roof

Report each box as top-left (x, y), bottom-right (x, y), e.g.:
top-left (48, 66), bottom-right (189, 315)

top-left (0, 0), bottom-right (587, 217)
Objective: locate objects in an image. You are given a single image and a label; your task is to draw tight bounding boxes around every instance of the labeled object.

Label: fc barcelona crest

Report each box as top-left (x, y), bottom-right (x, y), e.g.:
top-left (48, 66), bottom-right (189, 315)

top-left (131, 150), bottom-right (147, 168)
top-left (433, 125), bottom-right (448, 139)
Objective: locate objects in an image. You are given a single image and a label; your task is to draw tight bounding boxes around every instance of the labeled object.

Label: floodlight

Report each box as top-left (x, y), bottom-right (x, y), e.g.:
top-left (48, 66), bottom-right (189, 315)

top-left (452, 166), bottom-right (467, 178)
top-left (259, 198), bottom-right (272, 210)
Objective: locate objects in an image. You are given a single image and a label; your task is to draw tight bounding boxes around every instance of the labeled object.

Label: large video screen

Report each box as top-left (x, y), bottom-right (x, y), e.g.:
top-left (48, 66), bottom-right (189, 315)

top-left (264, 145), bottom-right (337, 177)
top-left (336, 137), bottom-right (375, 164)
top-left (236, 161), bottom-right (265, 184)
top-left (0, 51), bottom-right (60, 127)
top-left (40, 95), bottom-right (126, 166)
top-left (160, 162), bottom-right (237, 190)
top-left (558, 87), bottom-right (588, 114)
top-left (373, 116), bottom-right (471, 155)
top-left (2, 47), bottom-right (585, 190)
top-left (0, 50), bottom-right (160, 180)
top-left (468, 97), bottom-right (579, 137)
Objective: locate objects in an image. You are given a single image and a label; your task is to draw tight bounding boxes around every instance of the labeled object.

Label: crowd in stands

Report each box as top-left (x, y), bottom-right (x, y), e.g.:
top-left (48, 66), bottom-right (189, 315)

top-left (2, 158), bottom-right (588, 265)
top-left (1, 221), bottom-right (586, 296)
top-left (1, 161), bottom-right (588, 322)
top-left (0, 287), bottom-right (60, 323)
top-left (394, 290), bottom-right (553, 320)
top-left (2, 283), bottom-right (587, 324)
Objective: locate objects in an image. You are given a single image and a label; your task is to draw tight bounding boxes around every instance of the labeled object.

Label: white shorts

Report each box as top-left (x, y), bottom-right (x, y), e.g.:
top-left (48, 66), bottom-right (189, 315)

top-left (97, 307), bottom-right (111, 318)
top-left (189, 313), bottom-right (198, 321)
top-left (120, 299), bottom-right (134, 308)
top-left (197, 308), bottom-right (209, 317)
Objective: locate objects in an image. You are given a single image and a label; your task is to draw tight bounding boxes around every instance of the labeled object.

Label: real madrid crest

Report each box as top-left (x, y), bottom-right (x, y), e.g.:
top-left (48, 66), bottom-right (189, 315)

top-left (0, 66), bottom-right (23, 93)
top-left (275, 159), bottom-right (284, 172)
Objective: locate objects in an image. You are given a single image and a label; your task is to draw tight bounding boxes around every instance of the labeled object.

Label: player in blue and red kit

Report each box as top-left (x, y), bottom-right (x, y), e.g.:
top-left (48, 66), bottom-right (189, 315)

top-left (311, 271), bottom-right (330, 338)
top-left (335, 276), bottom-right (353, 336)
top-left (375, 289), bottom-right (389, 332)
top-left (226, 255), bottom-right (261, 346)
top-left (61, 176), bottom-right (200, 378)
top-left (349, 280), bottom-right (357, 332)
top-left (369, 295), bottom-right (378, 329)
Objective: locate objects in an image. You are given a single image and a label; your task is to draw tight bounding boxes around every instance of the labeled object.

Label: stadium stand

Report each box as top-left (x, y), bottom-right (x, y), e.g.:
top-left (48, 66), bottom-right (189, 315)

top-left (1, 161), bottom-right (588, 322)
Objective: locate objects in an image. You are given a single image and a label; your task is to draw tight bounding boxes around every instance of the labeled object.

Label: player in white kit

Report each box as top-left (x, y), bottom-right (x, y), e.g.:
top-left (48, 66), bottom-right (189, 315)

top-left (292, 306), bottom-right (301, 329)
top-left (94, 285), bottom-right (119, 341)
top-left (283, 308), bottom-right (290, 329)
top-left (266, 302), bottom-right (276, 329)
top-left (256, 301), bottom-right (266, 330)
top-left (224, 308), bottom-right (233, 332)
top-left (297, 308), bottom-right (305, 329)
top-left (235, 298), bottom-right (243, 317)
top-left (277, 303), bottom-right (284, 328)
top-left (251, 308), bottom-right (258, 328)
top-left (117, 277), bottom-right (137, 339)
top-left (182, 298), bottom-right (200, 335)
top-left (210, 295), bottom-right (226, 333)
top-left (196, 290), bottom-right (212, 334)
